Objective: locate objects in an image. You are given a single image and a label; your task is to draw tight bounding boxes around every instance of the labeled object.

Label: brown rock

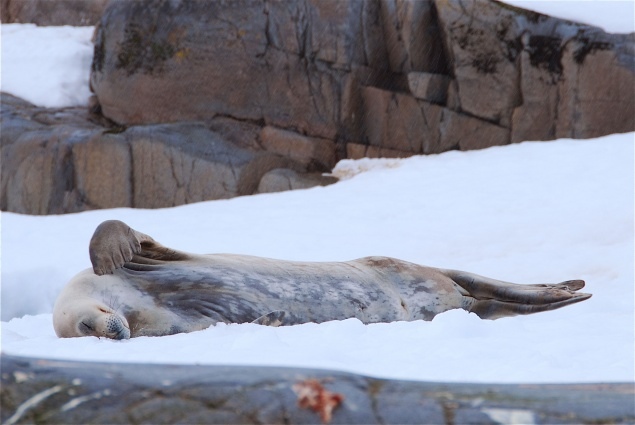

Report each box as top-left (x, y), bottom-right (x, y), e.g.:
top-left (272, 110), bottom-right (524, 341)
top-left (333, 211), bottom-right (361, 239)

top-left (90, 0), bottom-right (387, 141)
top-left (510, 35), bottom-right (560, 143)
top-left (207, 116), bottom-right (263, 153)
top-left (124, 124), bottom-right (287, 208)
top-left (345, 142), bottom-right (414, 159)
top-left (257, 169), bottom-right (338, 194)
top-left (0, 95), bottom-right (47, 146)
top-left (446, 79), bottom-right (461, 111)
top-left (259, 126), bottom-right (337, 171)
top-left (1, 96), bottom-right (335, 215)
top-left (435, 0), bottom-right (634, 142)
top-left (73, 132), bottom-right (132, 210)
top-left (263, 0), bottom-right (386, 69)
top-left (90, 0), bottom-right (633, 160)
top-left (511, 100), bottom-right (556, 143)
top-left (438, 107), bottom-right (510, 151)
top-left (359, 86), bottom-right (510, 155)
top-left (1, 0), bottom-right (108, 25)
top-left (435, 0), bottom-right (521, 127)
top-left (346, 143), bottom-right (368, 160)
top-left (557, 38), bottom-right (635, 139)
top-left (360, 87), bottom-right (426, 153)
top-left (1, 126), bottom-right (99, 215)
top-left (379, 0), bottom-right (450, 75)
top-left (2, 131), bottom-right (56, 215)
top-left (365, 146), bottom-right (415, 159)
top-left (407, 72), bottom-right (452, 104)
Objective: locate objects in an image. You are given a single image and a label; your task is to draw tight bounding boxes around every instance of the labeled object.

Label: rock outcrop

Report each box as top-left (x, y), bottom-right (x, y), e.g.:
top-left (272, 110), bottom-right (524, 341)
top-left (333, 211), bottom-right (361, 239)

top-left (2, 355), bottom-right (634, 424)
top-left (0, 0), bottom-right (108, 26)
top-left (2, 0), bottom-right (633, 215)
top-left (91, 0), bottom-right (634, 154)
top-left (1, 93), bottom-right (334, 214)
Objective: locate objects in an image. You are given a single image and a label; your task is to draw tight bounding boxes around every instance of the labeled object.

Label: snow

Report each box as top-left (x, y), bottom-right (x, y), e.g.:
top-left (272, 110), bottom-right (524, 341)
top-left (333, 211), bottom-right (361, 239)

top-left (1, 24), bottom-right (94, 107)
top-left (1, 3), bottom-right (634, 384)
top-left (502, 0), bottom-right (635, 34)
top-left (2, 133), bottom-right (634, 383)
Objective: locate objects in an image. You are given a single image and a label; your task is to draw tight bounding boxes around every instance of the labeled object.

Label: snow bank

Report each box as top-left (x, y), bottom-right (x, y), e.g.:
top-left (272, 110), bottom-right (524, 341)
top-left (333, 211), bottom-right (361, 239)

top-left (0, 24), bottom-right (94, 107)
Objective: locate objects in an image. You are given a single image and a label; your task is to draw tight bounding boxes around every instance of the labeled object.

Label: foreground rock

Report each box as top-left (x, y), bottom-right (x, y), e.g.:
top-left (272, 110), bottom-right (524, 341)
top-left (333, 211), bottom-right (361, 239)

top-left (2, 355), bottom-right (633, 424)
top-left (0, 93), bottom-right (335, 214)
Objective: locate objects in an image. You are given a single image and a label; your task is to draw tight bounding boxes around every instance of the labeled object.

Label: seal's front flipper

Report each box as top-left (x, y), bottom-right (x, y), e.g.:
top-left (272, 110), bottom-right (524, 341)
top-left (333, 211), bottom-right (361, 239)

top-left (252, 311), bottom-right (286, 327)
top-left (90, 220), bottom-right (149, 275)
top-left (90, 220), bottom-right (191, 275)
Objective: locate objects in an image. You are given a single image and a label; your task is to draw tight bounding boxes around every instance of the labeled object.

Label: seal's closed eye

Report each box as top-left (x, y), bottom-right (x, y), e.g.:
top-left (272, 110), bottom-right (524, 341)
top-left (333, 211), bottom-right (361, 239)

top-left (79, 321), bottom-right (94, 334)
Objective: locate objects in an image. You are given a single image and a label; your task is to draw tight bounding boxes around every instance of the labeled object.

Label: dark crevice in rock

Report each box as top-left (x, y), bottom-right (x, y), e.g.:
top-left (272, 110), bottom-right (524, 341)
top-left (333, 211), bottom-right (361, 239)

top-left (426, 2), bottom-right (453, 76)
top-left (360, 69), bottom-right (410, 93)
top-left (92, 25), bottom-right (105, 75)
top-left (212, 113), bottom-right (266, 130)
top-left (527, 35), bottom-right (564, 77)
top-left (573, 37), bottom-right (613, 64)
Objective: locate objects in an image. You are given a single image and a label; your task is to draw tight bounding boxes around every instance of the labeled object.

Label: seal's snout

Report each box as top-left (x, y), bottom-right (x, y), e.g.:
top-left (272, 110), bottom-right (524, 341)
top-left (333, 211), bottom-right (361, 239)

top-left (104, 313), bottom-right (131, 340)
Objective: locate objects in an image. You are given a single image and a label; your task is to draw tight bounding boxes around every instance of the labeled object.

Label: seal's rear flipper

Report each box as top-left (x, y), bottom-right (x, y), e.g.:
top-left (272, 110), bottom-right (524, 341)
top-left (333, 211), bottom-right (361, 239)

top-left (455, 276), bottom-right (591, 319)
top-left (252, 311), bottom-right (286, 327)
top-left (445, 269), bottom-right (592, 319)
top-left (468, 291), bottom-right (591, 320)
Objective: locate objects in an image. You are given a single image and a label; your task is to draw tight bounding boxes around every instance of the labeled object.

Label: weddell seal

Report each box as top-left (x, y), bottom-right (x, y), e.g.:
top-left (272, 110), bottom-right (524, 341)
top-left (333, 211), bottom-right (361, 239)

top-left (53, 220), bottom-right (591, 339)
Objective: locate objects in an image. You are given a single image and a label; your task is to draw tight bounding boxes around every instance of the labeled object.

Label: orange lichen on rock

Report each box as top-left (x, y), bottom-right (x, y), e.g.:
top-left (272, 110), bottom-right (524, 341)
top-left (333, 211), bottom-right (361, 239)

top-left (292, 379), bottom-right (344, 424)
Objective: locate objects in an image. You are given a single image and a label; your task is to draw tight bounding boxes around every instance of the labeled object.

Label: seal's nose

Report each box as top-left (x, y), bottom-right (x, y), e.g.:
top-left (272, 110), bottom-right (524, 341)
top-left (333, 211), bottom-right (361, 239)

top-left (105, 314), bottom-right (131, 340)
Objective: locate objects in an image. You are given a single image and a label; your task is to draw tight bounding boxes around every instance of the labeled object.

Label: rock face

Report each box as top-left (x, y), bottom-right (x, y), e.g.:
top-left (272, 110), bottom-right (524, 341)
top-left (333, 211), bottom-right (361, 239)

top-left (435, 0), bottom-right (635, 142)
top-left (2, 355), bottom-right (634, 425)
top-left (1, 93), bottom-right (333, 214)
top-left (2, 0), bottom-right (634, 215)
top-left (91, 0), bottom-right (634, 153)
top-left (0, 0), bottom-right (108, 26)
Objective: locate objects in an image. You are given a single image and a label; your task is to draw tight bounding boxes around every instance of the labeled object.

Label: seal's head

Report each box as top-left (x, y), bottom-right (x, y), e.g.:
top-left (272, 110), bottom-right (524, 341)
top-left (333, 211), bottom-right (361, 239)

top-left (53, 270), bottom-right (131, 340)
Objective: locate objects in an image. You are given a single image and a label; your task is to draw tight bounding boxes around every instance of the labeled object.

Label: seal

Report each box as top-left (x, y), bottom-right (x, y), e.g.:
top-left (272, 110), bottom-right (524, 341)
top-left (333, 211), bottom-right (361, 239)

top-left (53, 220), bottom-right (591, 339)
